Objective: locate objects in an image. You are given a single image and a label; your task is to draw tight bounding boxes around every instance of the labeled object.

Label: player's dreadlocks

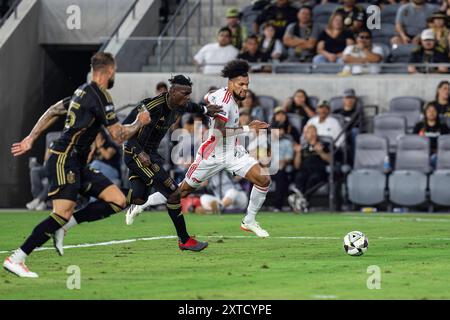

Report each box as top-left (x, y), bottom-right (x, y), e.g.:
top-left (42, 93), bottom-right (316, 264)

top-left (221, 59), bottom-right (250, 80)
top-left (169, 75), bottom-right (193, 87)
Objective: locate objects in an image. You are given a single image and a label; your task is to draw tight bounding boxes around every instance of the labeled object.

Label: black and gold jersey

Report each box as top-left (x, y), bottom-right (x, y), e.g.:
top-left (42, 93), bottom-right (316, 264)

top-left (123, 92), bottom-right (204, 155)
top-left (50, 82), bottom-right (118, 161)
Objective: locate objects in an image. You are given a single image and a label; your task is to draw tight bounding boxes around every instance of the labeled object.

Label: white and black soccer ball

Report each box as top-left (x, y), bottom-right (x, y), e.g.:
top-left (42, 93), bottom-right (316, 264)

top-left (343, 231), bottom-right (368, 256)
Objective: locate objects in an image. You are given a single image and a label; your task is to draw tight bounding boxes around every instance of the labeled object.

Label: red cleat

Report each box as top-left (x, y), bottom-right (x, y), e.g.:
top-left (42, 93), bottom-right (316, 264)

top-left (179, 237), bottom-right (208, 252)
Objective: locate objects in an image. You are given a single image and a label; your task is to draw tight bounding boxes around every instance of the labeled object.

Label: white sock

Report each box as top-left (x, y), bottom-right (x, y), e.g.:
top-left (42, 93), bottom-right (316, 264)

top-left (142, 192), bottom-right (167, 209)
top-left (10, 248), bottom-right (27, 263)
top-left (244, 184), bottom-right (270, 224)
top-left (63, 216), bottom-right (78, 231)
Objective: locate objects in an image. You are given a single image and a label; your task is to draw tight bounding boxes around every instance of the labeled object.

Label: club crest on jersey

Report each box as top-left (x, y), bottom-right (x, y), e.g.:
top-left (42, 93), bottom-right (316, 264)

top-left (67, 171), bottom-right (76, 184)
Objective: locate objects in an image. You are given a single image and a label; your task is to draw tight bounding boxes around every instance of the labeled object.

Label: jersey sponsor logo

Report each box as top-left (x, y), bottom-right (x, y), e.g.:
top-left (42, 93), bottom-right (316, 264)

top-left (67, 171), bottom-right (76, 184)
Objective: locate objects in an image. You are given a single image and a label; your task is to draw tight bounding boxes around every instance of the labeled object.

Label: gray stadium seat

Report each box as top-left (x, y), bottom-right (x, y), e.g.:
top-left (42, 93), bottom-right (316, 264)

top-left (430, 135), bottom-right (450, 206)
top-left (372, 23), bottom-right (396, 46)
top-left (312, 3), bottom-right (339, 23)
top-left (380, 4), bottom-right (400, 24)
top-left (373, 42), bottom-right (391, 62)
top-left (373, 113), bottom-right (407, 152)
top-left (347, 134), bottom-right (388, 205)
top-left (309, 96), bottom-right (319, 109)
top-left (390, 44), bottom-right (417, 63)
top-left (388, 135), bottom-right (430, 206)
top-left (258, 95), bottom-right (277, 120)
top-left (389, 96), bottom-right (424, 131)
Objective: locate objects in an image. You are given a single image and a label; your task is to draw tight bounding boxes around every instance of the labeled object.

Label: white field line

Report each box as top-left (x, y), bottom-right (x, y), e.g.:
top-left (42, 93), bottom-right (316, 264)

top-left (1, 234), bottom-right (450, 255)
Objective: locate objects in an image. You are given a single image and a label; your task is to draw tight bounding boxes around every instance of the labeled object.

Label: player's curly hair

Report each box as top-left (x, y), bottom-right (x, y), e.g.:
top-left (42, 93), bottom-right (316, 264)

top-left (169, 74), bottom-right (193, 87)
top-left (221, 59), bottom-right (250, 80)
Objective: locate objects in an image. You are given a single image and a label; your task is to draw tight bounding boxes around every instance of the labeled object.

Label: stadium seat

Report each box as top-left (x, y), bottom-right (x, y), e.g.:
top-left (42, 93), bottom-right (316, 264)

top-left (372, 23), bottom-right (396, 46)
top-left (240, 3), bottom-right (265, 36)
top-left (373, 113), bottom-right (406, 153)
top-left (388, 135), bottom-right (430, 207)
top-left (347, 134), bottom-right (388, 205)
top-left (258, 95), bottom-right (277, 120)
top-left (373, 42), bottom-right (391, 62)
top-left (389, 44), bottom-right (417, 63)
top-left (309, 96), bottom-right (319, 109)
top-left (312, 4), bottom-right (339, 23)
top-left (389, 96), bottom-right (424, 132)
top-left (380, 4), bottom-right (400, 25)
top-left (429, 135), bottom-right (450, 206)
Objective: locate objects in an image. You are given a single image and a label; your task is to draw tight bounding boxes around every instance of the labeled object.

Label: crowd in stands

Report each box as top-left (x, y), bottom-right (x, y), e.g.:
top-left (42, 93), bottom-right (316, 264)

top-left (193, 0), bottom-right (450, 74)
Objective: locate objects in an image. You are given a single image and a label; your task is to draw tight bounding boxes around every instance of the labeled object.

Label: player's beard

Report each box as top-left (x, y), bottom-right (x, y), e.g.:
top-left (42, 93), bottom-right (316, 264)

top-left (107, 78), bottom-right (115, 89)
top-left (233, 91), bottom-right (246, 101)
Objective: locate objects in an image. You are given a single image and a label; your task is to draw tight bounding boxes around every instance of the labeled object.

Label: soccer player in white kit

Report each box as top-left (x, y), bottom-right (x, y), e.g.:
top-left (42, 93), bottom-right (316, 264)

top-left (127, 60), bottom-right (271, 237)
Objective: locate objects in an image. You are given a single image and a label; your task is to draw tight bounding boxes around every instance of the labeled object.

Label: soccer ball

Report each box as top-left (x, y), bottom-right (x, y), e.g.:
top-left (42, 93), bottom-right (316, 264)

top-left (343, 231), bottom-right (368, 256)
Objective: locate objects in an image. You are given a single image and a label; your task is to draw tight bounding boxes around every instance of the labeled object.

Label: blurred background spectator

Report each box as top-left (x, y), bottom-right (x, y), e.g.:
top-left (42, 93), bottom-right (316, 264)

top-left (408, 28), bottom-right (449, 73)
top-left (334, 0), bottom-right (367, 33)
top-left (282, 89), bottom-right (316, 127)
top-left (342, 29), bottom-right (384, 75)
top-left (259, 22), bottom-right (284, 61)
top-left (431, 80), bottom-right (450, 116)
top-left (155, 81), bottom-right (168, 95)
top-left (283, 5), bottom-right (320, 62)
top-left (430, 11), bottom-right (450, 53)
top-left (225, 7), bottom-right (248, 50)
top-left (89, 131), bottom-right (122, 186)
top-left (271, 106), bottom-right (301, 142)
top-left (194, 27), bottom-right (238, 74)
top-left (313, 13), bottom-right (355, 64)
top-left (241, 89), bottom-right (268, 121)
top-left (254, 0), bottom-right (299, 39)
top-left (306, 101), bottom-right (345, 147)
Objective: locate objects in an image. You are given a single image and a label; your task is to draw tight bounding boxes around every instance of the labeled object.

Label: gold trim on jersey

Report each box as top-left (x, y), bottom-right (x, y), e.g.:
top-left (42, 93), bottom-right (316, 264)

top-left (56, 153), bottom-right (67, 185)
top-left (144, 96), bottom-right (165, 111)
top-left (167, 203), bottom-right (181, 210)
top-left (47, 187), bottom-right (60, 197)
top-left (100, 87), bottom-right (113, 103)
top-left (133, 154), bottom-right (154, 178)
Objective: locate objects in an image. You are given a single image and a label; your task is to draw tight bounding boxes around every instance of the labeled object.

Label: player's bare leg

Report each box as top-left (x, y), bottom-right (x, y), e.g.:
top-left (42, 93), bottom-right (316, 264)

top-left (240, 163), bottom-right (271, 238)
top-left (53, 185), bottom-right (127, 255)
top-left (4, 199), bottom-right (75, 277)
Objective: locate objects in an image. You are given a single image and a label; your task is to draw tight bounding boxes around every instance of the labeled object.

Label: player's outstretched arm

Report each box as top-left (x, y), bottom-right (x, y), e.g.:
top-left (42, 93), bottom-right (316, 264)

top-left (213, 118), bottom-right (270, 138)
top-left (185, 101), bottom-right (223, 117)
top-left (107, 109), bottom-right (150, 145)
top-left (11, 99), bottom-right (68, 157)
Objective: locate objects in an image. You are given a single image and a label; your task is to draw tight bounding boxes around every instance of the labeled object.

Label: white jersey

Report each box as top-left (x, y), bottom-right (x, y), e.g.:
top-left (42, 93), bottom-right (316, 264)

top-left (199, 87), bottom-right (240, 159)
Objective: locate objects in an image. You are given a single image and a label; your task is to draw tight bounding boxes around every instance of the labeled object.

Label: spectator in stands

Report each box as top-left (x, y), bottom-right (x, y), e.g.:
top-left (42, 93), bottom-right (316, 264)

top-left (291, 125), bottom-right (331, 211)
top-left (254, 0), bottom-right (299, 39)
top-left (259, 22), bottom-right (284, 61)
top-left (392, 0), bottom-right (436, 45)
top-left (155, 81), bottom-right (168, 95)
top-left (194, 27), bottom-right (239, 74)
top-left (431, 80), bottom-right (450, 116)
top-left (241, 89), bottom-right (268, 122)
top-left (333, 88), bottom-right (362, 161)
top-left (283, 6), bottom-right (320, 62)
top-left (408, 29), bottom-right (449, 74)
top-left (430, 11), bottom-right (450, 54)
top-left (306, 100), bottom-right (345, 147)
top-left (334, 0), bottom-right (367, 33)
top-left (271, 121), bottom-right (295, 211)
top-left (313, 13), bottom-right (355, 64)
top-left (198, 172), bottom-right (249, 214)
top-left (272, 106), bottom-right (301, 142)
top-left (225, 7), bottom-right (248, 50)
top-left (238, 35), bottom-right (266, 62)
top-left (282, 89), bottom-right (316, 128)
top-left (341, 29), bottom-right (384, 75)
top-left (239, 107), bottom-right (253, 127)
top-left (440, 0), bottom-right (450, 28)
top-left (26, 151), bottom-right (51, 211)
top-left (413, 102), bottom-right (450, 167)
top-left (89, 131), bottom-right (122, 186)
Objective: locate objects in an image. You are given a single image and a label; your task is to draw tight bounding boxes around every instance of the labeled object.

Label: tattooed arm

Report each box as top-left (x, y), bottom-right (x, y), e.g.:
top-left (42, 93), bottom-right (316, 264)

top-left (106, 108), bottom-right (150, 145)
top-left (11, 98), bottom-right (69, 157)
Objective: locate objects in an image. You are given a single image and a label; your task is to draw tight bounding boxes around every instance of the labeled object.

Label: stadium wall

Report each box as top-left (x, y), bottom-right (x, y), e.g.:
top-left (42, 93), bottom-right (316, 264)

top-left (0, 0), bottom-right (42, 207)
top-left (110, 73), bottom-right (448, 110)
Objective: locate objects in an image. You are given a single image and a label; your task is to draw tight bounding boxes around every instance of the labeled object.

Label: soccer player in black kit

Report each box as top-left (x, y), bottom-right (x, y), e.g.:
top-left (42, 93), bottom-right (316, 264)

top-left (123, 75), bottom-right (221, 251)
top-left (4, 52), bottom-right (150, 278)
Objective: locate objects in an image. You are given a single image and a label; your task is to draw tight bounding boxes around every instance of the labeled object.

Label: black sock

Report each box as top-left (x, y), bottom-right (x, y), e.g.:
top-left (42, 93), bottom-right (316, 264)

top-left (167, 202), bottom-right (190, 243)
top-left (73, 200), bottom-right (123, 223)
top-left (21, 213), bottom-right (68, 255)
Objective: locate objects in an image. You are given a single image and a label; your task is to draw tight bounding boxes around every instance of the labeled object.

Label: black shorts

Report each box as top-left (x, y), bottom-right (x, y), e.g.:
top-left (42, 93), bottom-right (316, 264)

top-left (124, 150), bottom-right (178, 202)
top-left (46, 151), bottom-right (113, 202)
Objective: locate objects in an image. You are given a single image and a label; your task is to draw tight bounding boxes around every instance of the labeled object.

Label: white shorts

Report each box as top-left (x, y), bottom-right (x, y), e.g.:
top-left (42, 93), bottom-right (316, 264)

top-left (185, 147), bottom-right (259, 189)
top-left (200, 189), bottom-right (248, 210)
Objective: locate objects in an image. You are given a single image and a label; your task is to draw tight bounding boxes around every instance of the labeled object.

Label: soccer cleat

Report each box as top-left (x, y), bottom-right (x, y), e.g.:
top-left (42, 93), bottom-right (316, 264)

top-left (126, 204), bottom-right (143, 225)
top-left (240, 221), bottom-right (269, 238)
top-left (179, 237), bottom-right (208, 252)
top-left (3, 257), bottom-right (38, 278)
top-left (51, 228), bottom-right (65, 256)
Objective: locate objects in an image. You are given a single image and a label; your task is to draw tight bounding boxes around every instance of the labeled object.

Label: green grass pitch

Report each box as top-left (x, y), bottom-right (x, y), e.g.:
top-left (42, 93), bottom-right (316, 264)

top-left (1, 211), bottom-right (450, 300)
